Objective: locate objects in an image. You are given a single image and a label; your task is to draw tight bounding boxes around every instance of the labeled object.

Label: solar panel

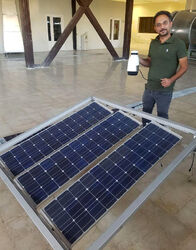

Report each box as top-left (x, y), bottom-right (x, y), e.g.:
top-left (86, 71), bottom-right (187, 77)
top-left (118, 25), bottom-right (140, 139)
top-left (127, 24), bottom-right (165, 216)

top-left (43, 123), bottom-right (181, 244)
top-left (0, 102), bottom-right (111, 176)
top-left (17, 112), bottom-right (140, 204)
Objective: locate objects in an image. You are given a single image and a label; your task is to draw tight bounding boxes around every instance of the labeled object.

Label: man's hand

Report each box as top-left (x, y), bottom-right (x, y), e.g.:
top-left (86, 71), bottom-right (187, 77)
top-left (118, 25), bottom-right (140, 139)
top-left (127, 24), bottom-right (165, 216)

top-left (139, 56), bottom-right (151, 67)
top-left (161, 78), bottom-right (172, 88)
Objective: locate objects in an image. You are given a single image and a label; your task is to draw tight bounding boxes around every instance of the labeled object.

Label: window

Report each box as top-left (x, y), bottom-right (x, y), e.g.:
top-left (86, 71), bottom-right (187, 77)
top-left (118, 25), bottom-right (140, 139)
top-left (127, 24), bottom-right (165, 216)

top-left (113, 20), bottom-right (120, 40)
top-left (53, 17), bottom-right (61, 41)
top-left (109, 19), bottom-right (120, 41)
top-left (139, 17), bottom-right (156, 33)
top-left (47, 16), bottom-right (62, 42)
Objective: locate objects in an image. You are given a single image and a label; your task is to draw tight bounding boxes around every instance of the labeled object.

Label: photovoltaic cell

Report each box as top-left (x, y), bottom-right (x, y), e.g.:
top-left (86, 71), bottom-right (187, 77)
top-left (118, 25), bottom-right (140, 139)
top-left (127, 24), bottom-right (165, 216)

top-left (17, 112), bottom-right (139, 204)
top-left (43, 123), bottom-right (181, 244)
top-left (0, 102), bottom-right (111, 176)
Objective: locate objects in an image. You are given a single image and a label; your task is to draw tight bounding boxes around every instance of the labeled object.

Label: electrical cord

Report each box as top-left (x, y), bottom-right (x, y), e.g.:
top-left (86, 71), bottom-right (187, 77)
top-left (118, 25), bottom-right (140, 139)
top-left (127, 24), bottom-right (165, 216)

top-left (188, 150), bottom-right (196, 181)
top-left (139, 69), bottom-right (148, 81)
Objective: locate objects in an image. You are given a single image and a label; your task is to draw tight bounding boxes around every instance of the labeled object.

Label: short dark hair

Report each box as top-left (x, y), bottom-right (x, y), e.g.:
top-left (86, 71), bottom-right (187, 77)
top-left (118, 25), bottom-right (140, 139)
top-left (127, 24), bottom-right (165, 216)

top-left (153, 11), bottom-right (172, 24)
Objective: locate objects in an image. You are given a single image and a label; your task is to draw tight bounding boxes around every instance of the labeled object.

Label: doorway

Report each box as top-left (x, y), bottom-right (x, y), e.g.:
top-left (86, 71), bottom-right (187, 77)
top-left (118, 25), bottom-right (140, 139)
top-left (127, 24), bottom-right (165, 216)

top-left (109, 19), bottom-right (121, 48)
top-left (3, 15), bottom-right (24, 53)
top-left (47, 16), bottom-right (63, 49)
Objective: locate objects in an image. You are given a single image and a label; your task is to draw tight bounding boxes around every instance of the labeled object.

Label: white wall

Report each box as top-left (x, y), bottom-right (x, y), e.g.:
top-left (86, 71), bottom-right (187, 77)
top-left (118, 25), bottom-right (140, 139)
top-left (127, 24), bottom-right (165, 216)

top-left (29, 0), bottom-right (125, 52)
top-left (29, 0), bottom-right (73, 52)
top-left (77, 0), bottom-right (125, 50)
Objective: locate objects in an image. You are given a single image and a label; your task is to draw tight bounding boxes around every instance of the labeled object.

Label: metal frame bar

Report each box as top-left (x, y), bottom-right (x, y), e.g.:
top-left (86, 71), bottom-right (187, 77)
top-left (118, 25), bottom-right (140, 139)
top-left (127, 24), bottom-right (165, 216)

top-left (94, 97), bottom-right (196, 135)
top-left (0, 97), bottom-right (92, 154)
top-left (88, 138), bottom-right (196, 250)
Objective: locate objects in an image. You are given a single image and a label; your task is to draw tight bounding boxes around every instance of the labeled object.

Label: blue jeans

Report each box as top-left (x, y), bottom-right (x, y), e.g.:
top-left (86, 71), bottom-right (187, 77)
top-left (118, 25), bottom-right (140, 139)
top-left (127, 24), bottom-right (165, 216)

top-left (142, 89), bottom-right (173, 126)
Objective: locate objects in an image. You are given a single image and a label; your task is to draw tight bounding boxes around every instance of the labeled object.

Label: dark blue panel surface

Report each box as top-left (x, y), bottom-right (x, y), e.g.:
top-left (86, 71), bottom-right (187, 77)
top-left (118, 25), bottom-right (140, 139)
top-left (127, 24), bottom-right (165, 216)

top-left (0, 102), bottom-right (111, 176)
top-left (18, 112), bottom-right (139, 204)
top-left (44, 123), bottom-right (180, 244)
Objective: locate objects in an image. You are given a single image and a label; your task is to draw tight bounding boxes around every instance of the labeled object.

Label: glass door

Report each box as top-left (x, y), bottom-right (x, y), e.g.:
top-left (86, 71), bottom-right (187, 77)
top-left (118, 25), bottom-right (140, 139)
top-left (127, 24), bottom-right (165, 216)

top-left (47, 16), bottom-right (62, 49)
top-left (109, 19), bottom-right (121, 48)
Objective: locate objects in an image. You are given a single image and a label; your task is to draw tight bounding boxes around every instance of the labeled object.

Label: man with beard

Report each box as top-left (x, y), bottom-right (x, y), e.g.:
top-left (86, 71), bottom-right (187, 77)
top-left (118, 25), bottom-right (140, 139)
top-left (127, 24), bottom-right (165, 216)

top-left (140, 10), bottom-right (188, 126)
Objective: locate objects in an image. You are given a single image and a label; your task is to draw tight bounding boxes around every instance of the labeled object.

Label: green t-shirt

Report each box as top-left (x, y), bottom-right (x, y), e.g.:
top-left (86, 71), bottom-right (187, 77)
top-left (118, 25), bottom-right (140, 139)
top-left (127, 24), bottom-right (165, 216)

top-left (146, 34), bottom-right (187, 91)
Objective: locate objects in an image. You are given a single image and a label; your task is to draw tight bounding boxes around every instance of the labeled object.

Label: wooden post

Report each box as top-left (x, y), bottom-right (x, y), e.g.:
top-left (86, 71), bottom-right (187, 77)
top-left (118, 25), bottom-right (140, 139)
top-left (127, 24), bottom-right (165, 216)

top-left (42, 7), bottom-right (85, 67)
top-left (71, 0), bottom-right (77, 50)
top-left (16, 0), bottom-right (34, 68)
top-left (123, 0), bottom-right (134, 59)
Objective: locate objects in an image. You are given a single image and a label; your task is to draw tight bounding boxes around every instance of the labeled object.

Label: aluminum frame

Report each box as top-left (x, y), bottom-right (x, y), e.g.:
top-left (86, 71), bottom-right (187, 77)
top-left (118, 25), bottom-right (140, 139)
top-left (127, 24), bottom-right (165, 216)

top-left (0, 97), bottom-right (196, 250)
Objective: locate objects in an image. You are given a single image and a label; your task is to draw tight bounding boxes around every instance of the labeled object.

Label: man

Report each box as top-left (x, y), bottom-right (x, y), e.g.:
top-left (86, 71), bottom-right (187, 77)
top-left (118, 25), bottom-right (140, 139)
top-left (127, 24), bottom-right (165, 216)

top-left (140, 10), bottom-right (188, 126)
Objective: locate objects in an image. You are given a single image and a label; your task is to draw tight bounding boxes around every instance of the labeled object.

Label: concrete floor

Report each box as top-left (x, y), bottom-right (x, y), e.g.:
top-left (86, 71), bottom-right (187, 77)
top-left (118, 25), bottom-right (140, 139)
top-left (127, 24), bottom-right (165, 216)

top-left (0, 49), bottom-right (196, 250)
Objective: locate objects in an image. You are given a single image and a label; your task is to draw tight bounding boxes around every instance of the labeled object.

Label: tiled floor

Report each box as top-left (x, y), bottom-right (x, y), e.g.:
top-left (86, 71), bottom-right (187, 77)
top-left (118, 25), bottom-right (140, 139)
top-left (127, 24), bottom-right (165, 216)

top-left (0, 49), bottom-right (196, 250)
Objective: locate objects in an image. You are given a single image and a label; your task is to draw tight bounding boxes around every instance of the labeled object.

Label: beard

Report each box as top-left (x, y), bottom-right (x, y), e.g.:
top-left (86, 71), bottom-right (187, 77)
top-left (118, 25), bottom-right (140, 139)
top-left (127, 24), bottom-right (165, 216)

top-left (159, 29), bottom-right (169, 37)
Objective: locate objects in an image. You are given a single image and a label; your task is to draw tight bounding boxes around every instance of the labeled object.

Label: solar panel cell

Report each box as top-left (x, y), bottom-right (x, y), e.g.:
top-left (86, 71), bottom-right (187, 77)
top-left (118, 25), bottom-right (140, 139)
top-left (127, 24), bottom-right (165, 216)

top-left (62, 222), bottom-right (83, 244)
top-left (53, 211), bottom-right (72, 231)
top-left (80, 173), bottom-right (96, 188)
top-left (78, 191), bottom-right (96, 208)
top-left (75, 211), bottom-right (95, 231)
top-left (109, 182), bottom-right (126, 198)
top-left (87, 200), bottom-right (106, 219)
top-left (70, 182), bottom-right (86, 197)
top-left (57, 191), bottom-right (75, 207)
top-left (98, 190), bottom-right (116, 209)
top-left (66, 200), bottom-right (85, 219)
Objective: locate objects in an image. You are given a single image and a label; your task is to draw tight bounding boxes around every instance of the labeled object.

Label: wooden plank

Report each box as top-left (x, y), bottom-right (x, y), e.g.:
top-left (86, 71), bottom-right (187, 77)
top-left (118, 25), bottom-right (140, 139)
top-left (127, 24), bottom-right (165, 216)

top-left (85, 7), bottom-right (119, 59)
top-left (42, 6), bottom-right (85, 67)
top-left (123, 0), bottom-right (134, 59)
top-left (16, 0), bottom-right (34, 68)
top-left (71, 0), bottom-right (77, 50)
top-left (77, 0), bottom-right (93, 7)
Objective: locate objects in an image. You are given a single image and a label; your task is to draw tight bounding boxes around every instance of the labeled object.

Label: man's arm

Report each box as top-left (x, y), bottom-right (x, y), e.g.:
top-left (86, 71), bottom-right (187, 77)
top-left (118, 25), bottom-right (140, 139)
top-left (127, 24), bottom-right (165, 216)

top-left (161, 56), bottom-right (188, 88)
top-left (139, 56), bottom-right (151, 67)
